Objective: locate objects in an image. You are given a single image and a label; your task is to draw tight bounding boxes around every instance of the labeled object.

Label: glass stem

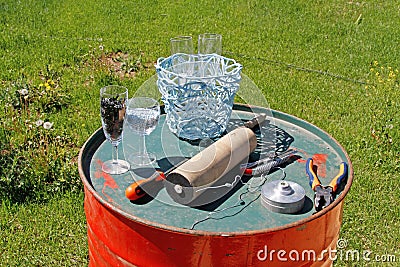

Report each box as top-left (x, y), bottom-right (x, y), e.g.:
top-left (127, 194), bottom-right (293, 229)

top-left (139, 134), bottom-right (145, 164)
top-left (112, 144), bottom-right (119, 164)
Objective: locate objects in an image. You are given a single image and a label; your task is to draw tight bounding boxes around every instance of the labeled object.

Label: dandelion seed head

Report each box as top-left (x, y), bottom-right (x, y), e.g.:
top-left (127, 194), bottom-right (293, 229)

top-left (19, 89), bottom-right (28, 95)
top-left (43, 121), bottom-right (53, 130)
top-left (35, 119), bottom-right (44, 126)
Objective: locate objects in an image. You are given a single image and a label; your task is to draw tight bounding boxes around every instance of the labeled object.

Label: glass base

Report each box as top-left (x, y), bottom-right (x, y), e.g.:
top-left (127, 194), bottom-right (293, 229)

top-left (102, 159), bottom-right (130, 175)
top-left (128, 152), bottom-right (157, 166)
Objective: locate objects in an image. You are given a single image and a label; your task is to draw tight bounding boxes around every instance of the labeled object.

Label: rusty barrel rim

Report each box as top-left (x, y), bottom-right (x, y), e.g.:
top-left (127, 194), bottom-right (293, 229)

top-left (78, 103), bottom-right (353, 236)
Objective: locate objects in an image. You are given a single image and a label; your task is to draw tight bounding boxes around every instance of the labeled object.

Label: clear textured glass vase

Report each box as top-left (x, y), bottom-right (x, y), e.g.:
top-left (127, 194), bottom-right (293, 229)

top-left (156, 53), bottom-right (243, 140)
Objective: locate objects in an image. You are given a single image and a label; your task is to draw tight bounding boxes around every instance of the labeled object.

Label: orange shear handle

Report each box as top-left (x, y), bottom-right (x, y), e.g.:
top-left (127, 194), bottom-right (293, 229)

top-left (306, 158), bottom-right (321, 191)
top-left (328, 162), bottom-right (348, 192)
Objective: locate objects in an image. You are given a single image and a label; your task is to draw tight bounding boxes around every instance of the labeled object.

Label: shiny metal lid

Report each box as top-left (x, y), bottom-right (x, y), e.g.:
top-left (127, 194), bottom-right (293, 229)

top-left (261, 180), bottom-right (306, 214)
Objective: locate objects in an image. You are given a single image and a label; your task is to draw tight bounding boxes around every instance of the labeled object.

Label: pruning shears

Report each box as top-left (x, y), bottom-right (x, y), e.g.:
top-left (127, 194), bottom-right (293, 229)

top-left (305, 158), bottom-right (348, 212)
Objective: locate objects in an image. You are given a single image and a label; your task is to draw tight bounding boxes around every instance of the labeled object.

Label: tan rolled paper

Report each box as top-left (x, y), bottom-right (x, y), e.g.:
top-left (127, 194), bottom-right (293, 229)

top-left (165, 127), bottom-right (257, 205)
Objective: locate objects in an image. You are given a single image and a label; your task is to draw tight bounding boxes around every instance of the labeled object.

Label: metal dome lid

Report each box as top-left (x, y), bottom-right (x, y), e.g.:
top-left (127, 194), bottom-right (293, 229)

top-left (261, 180), bottom-right (306, 214)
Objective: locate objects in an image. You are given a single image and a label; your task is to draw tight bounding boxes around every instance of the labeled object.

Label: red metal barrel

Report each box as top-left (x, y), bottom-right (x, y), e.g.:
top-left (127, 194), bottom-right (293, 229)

top-left (78, 105), bottom-right (353, 267)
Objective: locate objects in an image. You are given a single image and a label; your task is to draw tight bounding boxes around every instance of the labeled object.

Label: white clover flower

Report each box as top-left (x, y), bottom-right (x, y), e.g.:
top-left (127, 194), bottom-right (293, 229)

top-left (19, 89), bottom-right (28, 96)
top-left (35, 119), bottom-right (44, 126)
top-left (43, 121), bottom-right (53, 130)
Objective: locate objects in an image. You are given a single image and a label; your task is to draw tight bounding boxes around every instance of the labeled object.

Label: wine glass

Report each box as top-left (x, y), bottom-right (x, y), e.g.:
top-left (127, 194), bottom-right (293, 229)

top-left (126, 97), bottom-right (160, 166)
top-left (100, 85), bottom-right (130, 174)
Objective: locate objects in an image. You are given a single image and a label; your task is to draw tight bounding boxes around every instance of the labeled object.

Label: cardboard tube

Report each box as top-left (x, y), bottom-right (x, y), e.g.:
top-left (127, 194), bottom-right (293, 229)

top-left (165, 127), bottom-right (257, 205)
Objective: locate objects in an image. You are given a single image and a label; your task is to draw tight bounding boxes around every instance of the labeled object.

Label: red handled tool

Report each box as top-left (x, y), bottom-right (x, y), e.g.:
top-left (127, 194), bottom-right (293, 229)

top-left (306, 158), bottom-right (348, 212)
top-left (125, 171), bottom-right (166, 201)
top-left (125, 158), bottom-right (188, 201)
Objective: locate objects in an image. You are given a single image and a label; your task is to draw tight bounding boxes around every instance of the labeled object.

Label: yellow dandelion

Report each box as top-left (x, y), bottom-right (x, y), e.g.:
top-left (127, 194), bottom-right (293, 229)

top-left (373, 60), bottom-right (379, 66)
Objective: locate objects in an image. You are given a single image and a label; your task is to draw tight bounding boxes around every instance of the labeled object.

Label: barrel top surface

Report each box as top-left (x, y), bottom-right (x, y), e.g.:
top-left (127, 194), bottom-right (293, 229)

top-left (80, 104), bottom-right (352, 233)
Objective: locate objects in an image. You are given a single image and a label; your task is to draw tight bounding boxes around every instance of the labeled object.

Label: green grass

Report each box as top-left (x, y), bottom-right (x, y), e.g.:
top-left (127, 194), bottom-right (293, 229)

top-left (1, 191), bottom-right (88, 266)
top-left (1, 0), bottom-right (399, 266)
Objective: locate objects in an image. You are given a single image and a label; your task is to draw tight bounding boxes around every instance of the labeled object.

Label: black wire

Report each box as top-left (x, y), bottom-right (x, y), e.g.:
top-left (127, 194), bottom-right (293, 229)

top-left (224, 51), bottom-right (370, 86)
